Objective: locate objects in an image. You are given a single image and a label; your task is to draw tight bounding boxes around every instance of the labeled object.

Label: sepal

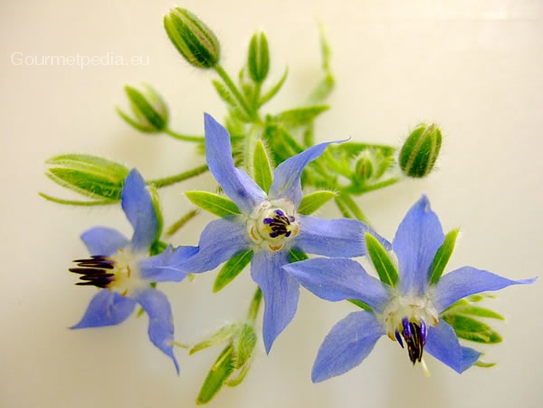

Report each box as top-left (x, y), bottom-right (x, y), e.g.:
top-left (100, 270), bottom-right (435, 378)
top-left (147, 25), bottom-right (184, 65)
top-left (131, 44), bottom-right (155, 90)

top-left (185, 191), bottom-right (241, 217)
top-left (365, 232), bottom-right (398, 287)
top-left (213, 250), bottom-right (253, 292)
top-left (429, 228), bottom-right (459, 285)
top-left (248, 31), bottom-right (270, 83)
top-left (252, 140), bottom-right (273, 193)
top-left (399, 123), bottom-right (442, 178)
top-left (297, 190), bottom-right (336, 215)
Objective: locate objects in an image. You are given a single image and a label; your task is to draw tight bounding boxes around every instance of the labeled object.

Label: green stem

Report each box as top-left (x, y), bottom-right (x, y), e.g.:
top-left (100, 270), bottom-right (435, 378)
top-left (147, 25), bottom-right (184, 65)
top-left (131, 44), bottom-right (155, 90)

top-left (345, 177), bottom-right (400, 195)
top-left (247, 287), bottom-right (263, 323)
top-left (147, 164), bottom-right (209, 188)
top-left (214, 64), bottom-right (260, 123)
top-left (336, 192), bottom-right (370, 225)
top-left (166, 209), bottom-right (200, 237)
top-left (164, 128), bottom-right (205, 142)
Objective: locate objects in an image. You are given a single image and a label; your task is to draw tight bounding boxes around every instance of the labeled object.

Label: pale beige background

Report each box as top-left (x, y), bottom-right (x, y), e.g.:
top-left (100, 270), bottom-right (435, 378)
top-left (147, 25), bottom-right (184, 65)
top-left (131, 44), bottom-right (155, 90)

top-left (1, 0), bottom-right (542, 407)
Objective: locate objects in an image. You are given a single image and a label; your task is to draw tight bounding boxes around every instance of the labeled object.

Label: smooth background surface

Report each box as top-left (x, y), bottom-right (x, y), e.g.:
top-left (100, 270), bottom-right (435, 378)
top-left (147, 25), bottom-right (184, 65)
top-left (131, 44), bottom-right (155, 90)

top-left (1, 1), bottom-right (542, 407)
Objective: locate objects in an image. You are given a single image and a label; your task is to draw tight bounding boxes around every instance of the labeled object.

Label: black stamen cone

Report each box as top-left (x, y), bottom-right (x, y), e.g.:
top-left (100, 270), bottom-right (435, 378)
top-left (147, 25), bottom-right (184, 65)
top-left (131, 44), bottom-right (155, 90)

top-left (70, 256), bottom-right (115, 289)
top-left (402, 321), bottom-right (425, 364)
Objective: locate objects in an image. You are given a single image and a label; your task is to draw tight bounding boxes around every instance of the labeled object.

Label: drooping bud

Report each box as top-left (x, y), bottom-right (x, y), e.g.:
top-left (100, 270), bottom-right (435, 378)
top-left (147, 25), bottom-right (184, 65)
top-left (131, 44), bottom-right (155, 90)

top-left (355, 150), bottom-right (375, 181)
top-left (399, 123), bottom-right (442, 178)
top-left (164, 8), bottom-right (221, 69)
top-left (116, 84), bottom-right (169, 133)
top-left (42, 154), bottom-right (129, 203)
top-left (248, 31), bottom-right (270, 83)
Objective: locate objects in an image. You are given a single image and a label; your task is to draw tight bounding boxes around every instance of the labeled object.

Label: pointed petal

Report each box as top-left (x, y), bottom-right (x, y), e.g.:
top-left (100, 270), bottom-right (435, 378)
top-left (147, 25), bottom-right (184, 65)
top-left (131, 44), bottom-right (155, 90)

top-left (174, 216), bottom-right (250, 273)
top-left (269, 141), bottom-right (334, 207)
top-left (433, 266), bottom-right (536, 312)
top-left (393, 195), bottom-right (444, 295)
top-left (283, 258), bottom-right (390, 312)
top-left (134, 288), bottom-right (179, 374)
top-left (312, 311), bottom-right (384, 382)
top-left (140, 245), bottom-right (198, 282)
top-left (71, 290), bottom-right (136, 329)
top-left (251, 250), bottom-right (299, 353)
top-left (81, 227), bottom-right (129, 256)
top-left (295, 215), bottom-right (390, 258)
top-left (121, 169), bottom-right (158, 252)
top-left (425, 320), bottom-right (481, 373)
top-left (204, 113), bottom-right (265, 214)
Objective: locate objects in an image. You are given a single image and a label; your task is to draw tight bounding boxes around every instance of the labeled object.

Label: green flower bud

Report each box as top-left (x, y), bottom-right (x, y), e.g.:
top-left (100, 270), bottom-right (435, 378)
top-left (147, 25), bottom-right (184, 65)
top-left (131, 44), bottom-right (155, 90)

top-left (116, 84), bottom-right (169, 133)
top-left (355, 151), bottom-right (375, 181)
top-left (399, 123), bottom-right (442, 178)
top-left (164, 8), bottom-right (220, 69)
top-left (248, 31), bottom-right (270, 83)
top-left (43, 154), bottom-right (129, 203)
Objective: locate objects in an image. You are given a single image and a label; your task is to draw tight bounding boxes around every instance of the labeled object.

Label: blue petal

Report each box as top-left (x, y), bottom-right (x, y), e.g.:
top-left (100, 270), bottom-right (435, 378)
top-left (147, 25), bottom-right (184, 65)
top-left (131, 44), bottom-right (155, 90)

top-left (269, 141), bottom-right (334, 207)
top-left (140, 245), bottom-right (198, 282)
top-left (424, 320), bottom-right (481, 373)
top-left (251, 250), bottom-right (298, 354)
top-left (283, 258), bottom-right (390, 312)
top-left (134, 288), bottom-right (180, 374)
top-left (121, 169), bottom-right (159, 252)
top-left (81, 227), bottom-right (129, 256)
top-left (295, 215), bottom-right (390, 257)
top-left (204, 113), bottom-right (266, 214)
top-left (393, 195), bottom-right (444, 296)
top-left (312, 311), bottom-right (384, 382)
top-left (174, 216), bottom-right (250, 273)
top-left (433, 266), bottom-right (536, 312)
top-left (71, 290), bottom-right (136, 329)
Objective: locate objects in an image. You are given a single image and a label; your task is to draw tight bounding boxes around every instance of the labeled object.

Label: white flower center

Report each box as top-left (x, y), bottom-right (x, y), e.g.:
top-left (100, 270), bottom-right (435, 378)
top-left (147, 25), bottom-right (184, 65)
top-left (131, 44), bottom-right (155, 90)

top-left (71, 248), bottom-right (146, 296)
top-left (246, 199), bottom-right (299, 252)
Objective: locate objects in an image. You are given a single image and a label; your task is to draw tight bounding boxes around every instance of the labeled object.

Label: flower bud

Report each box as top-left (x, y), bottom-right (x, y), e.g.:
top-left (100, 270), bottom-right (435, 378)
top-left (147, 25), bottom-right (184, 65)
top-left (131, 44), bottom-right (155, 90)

top-left (399, 123), bottom-right (442, 178)
top-left (355, 151), bottom-right (375, 181)
top-left (164, 8), bottom-right (220, 69)
top-left (44, 154), bottom-right (129, 202)
top-left (248, 32), bottom-right (270, 83)
top-left (117, 84), bottom-right (169, 133)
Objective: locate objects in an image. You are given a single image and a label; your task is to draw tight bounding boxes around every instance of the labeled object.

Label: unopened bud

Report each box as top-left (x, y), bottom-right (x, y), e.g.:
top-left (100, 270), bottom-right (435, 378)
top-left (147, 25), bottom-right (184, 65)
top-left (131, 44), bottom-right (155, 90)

top-left (248, 32), bottom-right (270, 83)
top-left (164, 8), bottom-right (220, 69)
top-left (117, 84), bottom-right (168, 133)
top-left (399, 123), bottom-right (442, 178)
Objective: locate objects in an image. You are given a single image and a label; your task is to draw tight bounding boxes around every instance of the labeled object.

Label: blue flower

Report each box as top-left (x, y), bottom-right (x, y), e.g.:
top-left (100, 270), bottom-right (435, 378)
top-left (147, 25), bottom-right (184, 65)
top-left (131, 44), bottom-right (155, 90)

top-left (283, 195), bottom-right (535, 382)
top-left (172, 113), bottom-right (382, 353)
top-left (70, 168), bottom-right (194, 373)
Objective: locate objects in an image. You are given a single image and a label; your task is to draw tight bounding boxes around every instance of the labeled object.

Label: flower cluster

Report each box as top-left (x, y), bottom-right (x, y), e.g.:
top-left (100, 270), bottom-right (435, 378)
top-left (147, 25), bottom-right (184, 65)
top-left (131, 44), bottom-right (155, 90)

top-left (42, 6), bottom-right (537, 405)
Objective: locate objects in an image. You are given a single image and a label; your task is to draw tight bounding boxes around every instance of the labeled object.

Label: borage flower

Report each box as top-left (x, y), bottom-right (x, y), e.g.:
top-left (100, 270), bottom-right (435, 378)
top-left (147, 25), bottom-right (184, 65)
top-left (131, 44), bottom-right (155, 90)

top-left (284, 195), bottom-right (535, 382)
top-left (171, 113), bottom-right (384, 352)
top-left (70, 169), bottom-right (194, 373)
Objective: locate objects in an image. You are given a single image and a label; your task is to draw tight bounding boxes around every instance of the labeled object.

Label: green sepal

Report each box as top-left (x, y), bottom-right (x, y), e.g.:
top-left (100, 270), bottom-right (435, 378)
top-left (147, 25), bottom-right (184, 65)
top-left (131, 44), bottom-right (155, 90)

top-left (347, 298), bottom-right (372, 312)
top-left (441, 314), bottom-right (502, 344)
top-left (117, 84), bottom-right (168, 133)
top-left (365, 233), bottom-right (398, 287)
top-left (234, 324), bottom-right (257, 368)
top-left (190, 324), bottom-right (238, 355)
top-left (429, 228), bottom-right (459, 285)
top-left (474, 360), bottom-right (497, 368)
top-left (252, 140), bottom-right (273, 193)
top-left (297, 190), bottom-right (336, 215)
top-left (44, 154), bottom-right (129, 202)
top-left (224, 364), bottom-right (250, 387)
top-left (248, 31), bottom-right (270, 83)
top-left (185, 191), bottom-right (241, 217)
top-left (258, 67), bottom-right (288, 107)
top-left (273, 105), bottom-right (329, 128)
top-left (289, 249), bottom-right (309, 263)
top-left (196, 345), bottom-right (235, 405)
top-left (443, 300), bottom-right (505, 321)
top-left (213, 250), bottom-right (253, 293)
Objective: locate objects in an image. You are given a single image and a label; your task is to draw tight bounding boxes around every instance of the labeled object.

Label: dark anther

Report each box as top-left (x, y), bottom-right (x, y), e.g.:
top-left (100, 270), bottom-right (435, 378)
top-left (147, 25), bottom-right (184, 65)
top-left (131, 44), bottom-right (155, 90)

top-left (265, 210), bottom-right (294, 238)
top-left (70, 256), bottom-right (115, 289)
top-left (399, 319), bottom-right (426, 364)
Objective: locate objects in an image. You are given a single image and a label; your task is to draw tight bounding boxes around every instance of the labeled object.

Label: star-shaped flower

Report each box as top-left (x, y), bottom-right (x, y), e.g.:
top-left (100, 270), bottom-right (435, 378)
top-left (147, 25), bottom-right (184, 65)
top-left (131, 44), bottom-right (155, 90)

top-left (172, 113), bottom-right (383, 352)
top-left (284, 195), bottom-right (535, 382)
top-left (70, 168), bottom-right (194, 373)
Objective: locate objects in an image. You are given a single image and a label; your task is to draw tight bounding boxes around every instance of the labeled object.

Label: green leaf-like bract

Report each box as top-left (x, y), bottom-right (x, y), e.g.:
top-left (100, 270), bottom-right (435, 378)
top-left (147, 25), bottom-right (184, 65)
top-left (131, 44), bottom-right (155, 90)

top-left (297, 190), bottom-right (336, 215)
top-left (213, 250), bottom-right (253, 293)
top-left (365, 233), bottom-right (398, 287)
top-left (186, 191), bottom-right (241, 217)
top-left (252, 141), bottom-right (273, 193)
top-left (429, 228), bottom-right (459, 285)
top-left (442, 314), bottom-right (502, 344)
top-left (289, 249), bottom-right (308, 263)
